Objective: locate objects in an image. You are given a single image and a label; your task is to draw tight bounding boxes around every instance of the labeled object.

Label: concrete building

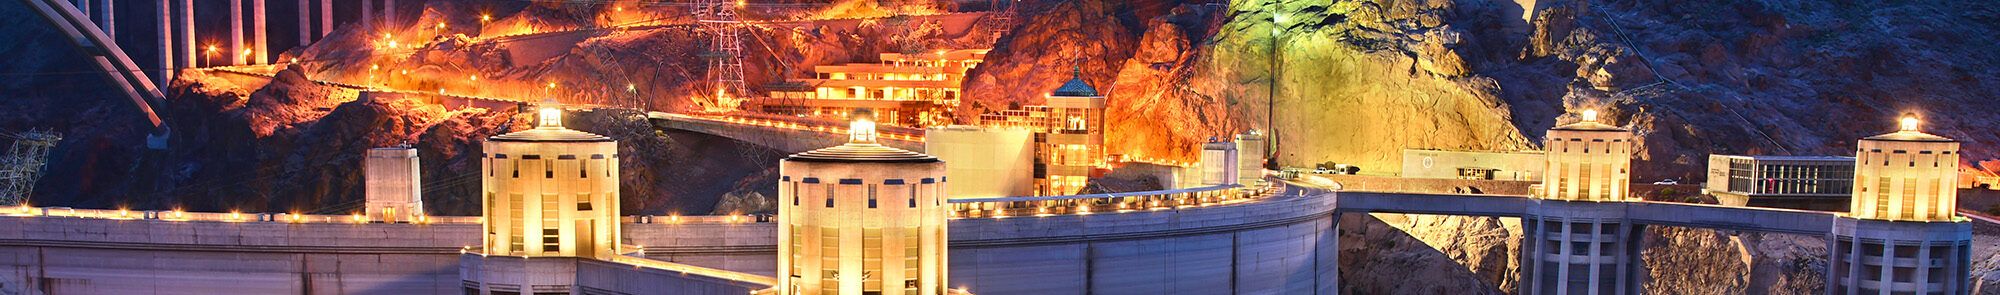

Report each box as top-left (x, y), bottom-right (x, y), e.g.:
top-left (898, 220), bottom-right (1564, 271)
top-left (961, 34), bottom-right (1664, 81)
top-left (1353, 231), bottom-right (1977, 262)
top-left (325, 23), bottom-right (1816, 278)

top-left (1703, 154), bottom-right (1854, 210)
top-left (777, 115), bottom-right (954, 295)
top-left (925, 125), bottom-right (1035, 199)
top-left (1538, 110), bottom-right (1633, 202)
top-left (478, 105), bottom-right (621, 258)
top-left (1200, 139), bottom-right (1239, 186)
top-left (1401, 149), bottom-right (1545, 181)
top-left (1237, 131), bottom-right (1268, 185)
top-left (364, 147), bottom-right (423, 222)
top-left (763, 49), bottom-right (989, 127)
top-left (976, 70), bottom-right (1106, 196)
top-left (1828, 114), bottom-right (1972, 295)
top-left (1519, 109), bottom-right (1643, 295)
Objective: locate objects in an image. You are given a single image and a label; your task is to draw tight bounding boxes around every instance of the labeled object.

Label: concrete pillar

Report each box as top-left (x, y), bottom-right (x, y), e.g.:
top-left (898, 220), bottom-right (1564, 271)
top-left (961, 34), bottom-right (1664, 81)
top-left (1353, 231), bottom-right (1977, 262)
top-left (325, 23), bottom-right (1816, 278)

top-left (97, 0), bottom-right (112, 40)
top-left (177, 0), bottom-right (193, 68)
top-left (297, 0), bottom-right (310, 46)
top-left (252, 0), bottom-right (266, 64)
top-left (361, 0), bottom-right (372, 30)
top-left (158, 0), bottom-right (173, 86)
top-left (383, 0), bottom-right (395, 28)
top-left (319, 0), bottom-right (333, 38)
top-left (1827, 218), bottom-right (1970, 295)
top-left (228, 0), bottom-right (242, 65)
top-left (1517, 201), bottom-right (1643, 295)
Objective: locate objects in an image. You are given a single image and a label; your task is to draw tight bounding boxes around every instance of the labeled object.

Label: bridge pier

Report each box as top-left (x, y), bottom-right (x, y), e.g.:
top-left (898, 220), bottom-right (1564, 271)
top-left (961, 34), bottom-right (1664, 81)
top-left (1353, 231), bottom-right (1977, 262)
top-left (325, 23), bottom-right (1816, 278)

top-left (176, 0), bottom-right (192, 69)
top-left (1827, 218), bottom-right (1970, 294)
top-left (251, 0), bottom-right (266, 64)
top-left (1518, 201), bottom-right (1643, 295)
top-left (361, 0), bottom-right (371, 30)
top-left (297, 0), bottom-right (309, 46)
top-left (157, 0), bottom-right (172, 86)
top-left (229, 0), bottom-right (242, 65)
top-left (319, 0), bottom-right (333, 38)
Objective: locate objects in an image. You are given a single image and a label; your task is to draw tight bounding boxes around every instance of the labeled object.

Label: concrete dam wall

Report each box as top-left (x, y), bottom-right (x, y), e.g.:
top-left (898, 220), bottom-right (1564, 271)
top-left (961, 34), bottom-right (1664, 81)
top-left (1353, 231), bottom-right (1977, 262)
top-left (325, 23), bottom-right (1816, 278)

top-left (0, 193), bottom-right (1338, 294)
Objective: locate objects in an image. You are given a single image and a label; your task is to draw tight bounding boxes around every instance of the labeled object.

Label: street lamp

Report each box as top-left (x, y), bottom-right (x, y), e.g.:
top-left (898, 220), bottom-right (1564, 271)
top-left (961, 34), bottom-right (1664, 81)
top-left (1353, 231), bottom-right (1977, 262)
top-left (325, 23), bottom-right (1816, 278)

top-left (204, 45), bottom-right (218, 67)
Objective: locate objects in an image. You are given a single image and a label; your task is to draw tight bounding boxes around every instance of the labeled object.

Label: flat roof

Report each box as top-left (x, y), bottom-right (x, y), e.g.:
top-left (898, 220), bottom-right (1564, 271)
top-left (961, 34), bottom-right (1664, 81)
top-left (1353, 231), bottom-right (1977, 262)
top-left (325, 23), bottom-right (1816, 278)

top-left (1711, 154), bottom-right (1854, 161)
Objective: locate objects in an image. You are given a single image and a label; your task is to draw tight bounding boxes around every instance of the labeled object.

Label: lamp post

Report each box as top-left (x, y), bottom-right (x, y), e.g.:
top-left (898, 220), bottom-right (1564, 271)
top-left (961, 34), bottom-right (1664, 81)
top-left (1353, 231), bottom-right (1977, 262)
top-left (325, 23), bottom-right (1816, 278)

top-left (204, 45), bottom-right (218, 68)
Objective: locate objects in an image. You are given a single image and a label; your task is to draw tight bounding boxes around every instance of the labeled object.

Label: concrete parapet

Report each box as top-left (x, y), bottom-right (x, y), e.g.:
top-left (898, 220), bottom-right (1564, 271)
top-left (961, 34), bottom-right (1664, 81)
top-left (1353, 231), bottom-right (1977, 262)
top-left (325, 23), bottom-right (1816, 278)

top-left (1518, 200), bottom-right (1644, 295)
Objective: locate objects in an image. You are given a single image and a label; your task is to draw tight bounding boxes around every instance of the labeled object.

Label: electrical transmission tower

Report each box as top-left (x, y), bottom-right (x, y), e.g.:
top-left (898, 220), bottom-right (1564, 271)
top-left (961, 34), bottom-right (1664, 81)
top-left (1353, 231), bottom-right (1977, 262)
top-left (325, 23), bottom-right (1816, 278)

top-left (989, 0), bottom-right (1015, 42)
top-left (698, 0), bottom-right (751, 113)
top-left (0, 130), bottom-right (61, 206)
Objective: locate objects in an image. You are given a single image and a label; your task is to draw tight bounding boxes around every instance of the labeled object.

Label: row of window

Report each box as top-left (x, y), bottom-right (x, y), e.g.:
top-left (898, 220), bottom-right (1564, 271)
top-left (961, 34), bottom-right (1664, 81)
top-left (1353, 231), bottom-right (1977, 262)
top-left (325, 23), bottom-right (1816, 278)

top-left (484, 154), bottom-right (615, 179)
top-left (786, 177), bottom-right (942, 209)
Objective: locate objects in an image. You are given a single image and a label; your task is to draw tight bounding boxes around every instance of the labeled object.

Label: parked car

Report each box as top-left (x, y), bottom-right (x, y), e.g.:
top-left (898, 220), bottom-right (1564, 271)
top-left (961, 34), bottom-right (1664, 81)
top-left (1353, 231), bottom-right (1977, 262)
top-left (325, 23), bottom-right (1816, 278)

top-left (1653, 179), bottom-right (1679, 185)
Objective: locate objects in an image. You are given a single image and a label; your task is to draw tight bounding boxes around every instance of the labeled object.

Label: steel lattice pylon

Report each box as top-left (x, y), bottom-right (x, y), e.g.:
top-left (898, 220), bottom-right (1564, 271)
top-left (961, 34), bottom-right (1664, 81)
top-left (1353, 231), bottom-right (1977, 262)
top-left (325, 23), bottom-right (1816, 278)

top-left (698, 0), bottom-right (750, 112)
top-left (989, 0), bottom-right (1014, 42)
top-left (0, 129), bottom-right (61, 206)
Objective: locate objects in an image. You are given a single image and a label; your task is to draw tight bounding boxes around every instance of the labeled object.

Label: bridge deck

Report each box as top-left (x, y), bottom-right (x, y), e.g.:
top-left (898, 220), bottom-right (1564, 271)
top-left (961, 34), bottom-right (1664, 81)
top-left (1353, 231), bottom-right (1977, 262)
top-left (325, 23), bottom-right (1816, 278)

top-left (1335, 191), bottom-right (1841, 235)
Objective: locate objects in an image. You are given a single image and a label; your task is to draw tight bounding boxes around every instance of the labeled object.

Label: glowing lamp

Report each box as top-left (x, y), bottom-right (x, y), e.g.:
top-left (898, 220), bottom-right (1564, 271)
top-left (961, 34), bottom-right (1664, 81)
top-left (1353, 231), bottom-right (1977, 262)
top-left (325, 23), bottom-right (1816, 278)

top-left (848, 118), bottom-right (877, 143)
top-left (1581, 109), bottom-right (1599, 123)
top-left (1900, 113), bottom-right (1921, 132)
top-left (538, 105), bottom-right (563, 128)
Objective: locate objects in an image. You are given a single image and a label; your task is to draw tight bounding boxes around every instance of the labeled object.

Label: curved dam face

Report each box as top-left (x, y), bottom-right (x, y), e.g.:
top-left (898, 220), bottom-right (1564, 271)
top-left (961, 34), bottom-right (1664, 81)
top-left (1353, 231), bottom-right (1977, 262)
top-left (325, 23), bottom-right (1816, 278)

top-left (0, 193), bottom-right (1337, 294)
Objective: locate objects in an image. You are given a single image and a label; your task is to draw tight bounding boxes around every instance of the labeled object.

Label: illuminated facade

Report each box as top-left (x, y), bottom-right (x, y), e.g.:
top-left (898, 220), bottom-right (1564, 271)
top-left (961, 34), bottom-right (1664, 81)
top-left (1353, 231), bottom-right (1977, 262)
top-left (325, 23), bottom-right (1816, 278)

top-left (1199, 139), bottom-right (1239, 186)
top-left (480, 106), bottom-right (622, 258)
top-left (1828, 114), bottom-right (1971, 295)
top-left (778, 116), bottom-right (950, 295)
top-left (364, 147), bottom-right (423, 223)
top-left (1402, 149), bottom-right (1545, 181)
top-left (976, 70), bottom-right (1105, 196)
top-left (1518, 110), bottom-right (1643, 295)
top-left (1703, 155), bottom-right (1854, 210)
top-left (1848, 115), bottom-right (1960, 222)
top-left (1236, 131), bottom-right (1267, 185)
top-left (763, 49), bottom-right (990, 127)
top-left (925, 125), bottom-right (1035, 199)
top-left (1538, 110), bottom-right (1633, 202)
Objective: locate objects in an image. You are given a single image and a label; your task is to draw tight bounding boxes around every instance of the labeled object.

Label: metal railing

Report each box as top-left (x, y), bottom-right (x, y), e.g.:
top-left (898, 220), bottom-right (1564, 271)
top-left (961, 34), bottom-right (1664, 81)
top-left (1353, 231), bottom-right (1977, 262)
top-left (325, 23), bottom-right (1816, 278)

top-left (0, 205), bottom-right (478, 224)
top-left (946, 181), bottom-right (1281, 218)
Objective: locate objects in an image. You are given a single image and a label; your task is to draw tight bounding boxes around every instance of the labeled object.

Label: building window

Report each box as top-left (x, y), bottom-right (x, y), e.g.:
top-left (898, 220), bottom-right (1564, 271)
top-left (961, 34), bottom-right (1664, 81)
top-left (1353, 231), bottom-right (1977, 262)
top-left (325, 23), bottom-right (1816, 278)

top-left (825, 185), bottom-right (835, 208)
top-left (542, 194), bottom-right (560, 253)
top-left (577, 193), bottom-right (593, 211)
top-left (868, 184), bottom-right (878, 208)
top-left (508, 193), bottom-right (524, 252)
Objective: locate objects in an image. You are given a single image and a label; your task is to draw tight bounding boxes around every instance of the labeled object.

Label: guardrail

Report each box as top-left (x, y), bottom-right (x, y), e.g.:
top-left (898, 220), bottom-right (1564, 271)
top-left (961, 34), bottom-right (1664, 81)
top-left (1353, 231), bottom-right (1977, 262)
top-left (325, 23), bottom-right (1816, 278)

top-left (0, 205), bottom-right (478, 224)
top-left (945, 181), bottom-right (1281, 218)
